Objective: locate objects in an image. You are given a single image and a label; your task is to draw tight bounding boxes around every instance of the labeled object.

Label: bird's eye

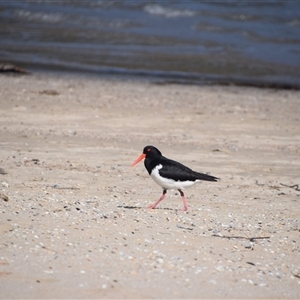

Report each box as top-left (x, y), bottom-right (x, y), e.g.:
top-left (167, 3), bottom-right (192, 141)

top-left (147, 148), bottom-right (151, 152)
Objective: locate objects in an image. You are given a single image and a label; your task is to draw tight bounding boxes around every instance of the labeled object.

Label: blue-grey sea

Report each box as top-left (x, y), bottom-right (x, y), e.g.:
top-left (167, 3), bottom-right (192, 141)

top-left (1, 0), bottom-right (300, 87)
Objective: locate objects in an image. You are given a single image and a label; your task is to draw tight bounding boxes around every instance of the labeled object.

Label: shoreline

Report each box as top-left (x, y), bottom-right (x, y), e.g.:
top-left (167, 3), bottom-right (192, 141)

top-left (0, 70), bottom-right (299, 299)
top-left (2, 61), bottom-right (300, 91)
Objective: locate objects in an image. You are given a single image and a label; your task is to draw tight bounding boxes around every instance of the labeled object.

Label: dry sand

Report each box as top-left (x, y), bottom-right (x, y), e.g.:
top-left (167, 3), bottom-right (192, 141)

top-left (0, 71), bottom-right (299, 299)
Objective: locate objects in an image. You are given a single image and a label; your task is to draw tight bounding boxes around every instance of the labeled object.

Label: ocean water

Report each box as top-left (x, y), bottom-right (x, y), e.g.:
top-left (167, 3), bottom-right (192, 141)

top-left (1, 0), bottom-right (300, 88)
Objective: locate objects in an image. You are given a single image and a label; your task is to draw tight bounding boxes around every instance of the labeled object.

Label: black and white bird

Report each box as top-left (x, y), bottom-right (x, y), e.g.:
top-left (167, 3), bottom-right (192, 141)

top-left (131, 145), bottom-right (218, 211)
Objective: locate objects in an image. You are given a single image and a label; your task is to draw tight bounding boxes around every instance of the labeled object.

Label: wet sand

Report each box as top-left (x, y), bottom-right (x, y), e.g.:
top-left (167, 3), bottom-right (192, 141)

top-left (0, 71), bottom-right (299, 299)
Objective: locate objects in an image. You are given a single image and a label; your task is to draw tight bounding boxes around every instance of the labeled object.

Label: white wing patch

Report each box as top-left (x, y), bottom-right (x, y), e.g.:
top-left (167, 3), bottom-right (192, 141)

top-left (150, 164), bottom-right (199, 190)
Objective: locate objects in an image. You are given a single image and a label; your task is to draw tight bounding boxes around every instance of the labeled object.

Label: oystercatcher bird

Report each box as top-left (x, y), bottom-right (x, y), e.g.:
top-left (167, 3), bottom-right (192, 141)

top-left (131, 145), bottom-right (218, 211)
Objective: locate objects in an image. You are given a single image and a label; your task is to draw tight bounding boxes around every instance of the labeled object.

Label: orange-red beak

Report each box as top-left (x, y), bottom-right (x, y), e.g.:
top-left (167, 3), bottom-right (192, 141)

top-left (131, 153), bottom-right (146, 167)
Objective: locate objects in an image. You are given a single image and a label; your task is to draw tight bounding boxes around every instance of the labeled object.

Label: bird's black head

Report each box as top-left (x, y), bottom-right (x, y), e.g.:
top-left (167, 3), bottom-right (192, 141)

top-left (143, 145), bottom-right (162, 158)
top-left (131, 145), bottom-right (162, 167)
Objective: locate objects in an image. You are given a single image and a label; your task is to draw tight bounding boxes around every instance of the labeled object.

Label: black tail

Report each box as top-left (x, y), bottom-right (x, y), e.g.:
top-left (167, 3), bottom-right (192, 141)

top-left (196, 172), bottom-right (218, 182)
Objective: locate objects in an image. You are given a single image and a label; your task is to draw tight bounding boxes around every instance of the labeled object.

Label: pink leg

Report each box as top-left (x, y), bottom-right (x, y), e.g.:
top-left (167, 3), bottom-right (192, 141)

top-left (178, 190), bottom-right (188, 211)
top-left (148, 189), bottom-right (167, 209)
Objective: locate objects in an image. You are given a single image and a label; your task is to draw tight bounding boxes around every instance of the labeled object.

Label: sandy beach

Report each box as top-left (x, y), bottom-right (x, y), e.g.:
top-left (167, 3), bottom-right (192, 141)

top-left (0, 71), bottom-right (299, 299)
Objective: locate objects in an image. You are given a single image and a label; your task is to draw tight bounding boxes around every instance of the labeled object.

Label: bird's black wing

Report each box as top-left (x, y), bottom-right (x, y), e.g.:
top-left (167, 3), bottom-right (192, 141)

top-left (154, 157), bottom-right (218, 182)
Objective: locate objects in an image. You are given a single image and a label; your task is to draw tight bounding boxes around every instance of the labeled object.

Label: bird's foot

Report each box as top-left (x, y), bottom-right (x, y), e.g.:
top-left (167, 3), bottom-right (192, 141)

top-left (181, 205), bottom-right (188, 211)
top-left (147, 203), bottom-right (157, 209)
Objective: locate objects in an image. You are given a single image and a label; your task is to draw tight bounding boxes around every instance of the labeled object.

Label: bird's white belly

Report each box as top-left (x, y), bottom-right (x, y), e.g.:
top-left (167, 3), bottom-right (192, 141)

top-left (150, 164), bottom-right (198, 190)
